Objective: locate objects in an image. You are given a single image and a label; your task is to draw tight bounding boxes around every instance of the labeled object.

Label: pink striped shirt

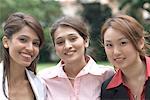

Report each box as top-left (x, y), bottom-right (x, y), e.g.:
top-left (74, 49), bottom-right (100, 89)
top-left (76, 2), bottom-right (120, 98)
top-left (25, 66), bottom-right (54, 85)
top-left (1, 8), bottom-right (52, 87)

top-left (39, 56), bottom-right (114, 100)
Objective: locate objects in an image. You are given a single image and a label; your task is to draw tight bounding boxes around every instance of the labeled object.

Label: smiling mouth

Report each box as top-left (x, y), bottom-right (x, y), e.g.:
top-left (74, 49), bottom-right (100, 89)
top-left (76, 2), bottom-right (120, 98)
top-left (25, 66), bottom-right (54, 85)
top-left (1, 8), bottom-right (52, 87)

top-left (64, 52), bottom-right (74, 55)
top-left (20, 52), bottom-right (32, 61)
top-left (64, 50), bottom-right (76, 55)
top-left (114, 58), bottom-right (125, 63)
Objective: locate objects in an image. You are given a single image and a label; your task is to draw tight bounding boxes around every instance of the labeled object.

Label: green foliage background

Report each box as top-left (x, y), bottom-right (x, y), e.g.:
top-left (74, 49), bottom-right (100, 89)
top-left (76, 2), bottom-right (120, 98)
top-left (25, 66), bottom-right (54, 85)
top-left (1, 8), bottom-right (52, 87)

top-left (0, 0), bottom-right (149, 62)
top-left (81, 2), bottom-right (112, 61)
top-left (119, 0), bottom-right (150, 32)
top-left (0, 0), bottom-right (62, 62)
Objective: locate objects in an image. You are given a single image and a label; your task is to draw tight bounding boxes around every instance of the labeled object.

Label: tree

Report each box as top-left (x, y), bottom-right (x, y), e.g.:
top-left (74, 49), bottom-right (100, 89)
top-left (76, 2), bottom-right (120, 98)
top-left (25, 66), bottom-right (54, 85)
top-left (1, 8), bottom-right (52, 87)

top-left (119, 0), bottom-right (150, 32)
top-left (81, 2), bottom-right (112, 61)
top-left (0, 0), bottom-right (62, 62)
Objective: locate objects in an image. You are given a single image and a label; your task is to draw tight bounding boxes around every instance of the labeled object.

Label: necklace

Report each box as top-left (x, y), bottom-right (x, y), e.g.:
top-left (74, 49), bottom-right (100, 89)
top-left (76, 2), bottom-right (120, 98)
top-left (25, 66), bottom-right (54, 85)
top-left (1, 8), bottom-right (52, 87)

top-left (133, 95), bottom-right (137, 100)
top-left (67, 76), bottom-right (75, 80)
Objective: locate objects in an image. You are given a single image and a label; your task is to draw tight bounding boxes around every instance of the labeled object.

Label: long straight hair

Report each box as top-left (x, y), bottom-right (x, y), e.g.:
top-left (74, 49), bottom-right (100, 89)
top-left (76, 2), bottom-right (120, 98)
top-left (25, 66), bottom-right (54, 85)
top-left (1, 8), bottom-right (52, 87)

top-left (2, 12), bottom-right (44, 98)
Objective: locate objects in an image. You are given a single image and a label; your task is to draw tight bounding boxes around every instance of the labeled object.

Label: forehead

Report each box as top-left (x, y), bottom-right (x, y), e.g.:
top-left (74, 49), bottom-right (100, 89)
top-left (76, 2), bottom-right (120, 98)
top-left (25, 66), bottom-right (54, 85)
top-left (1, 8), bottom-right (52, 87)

top-left (12, 26), bottom-right (39, 40)
top-left (54, 26), bottom-right (80, 39)
top-left (104, 27), bottom-right (127, 41)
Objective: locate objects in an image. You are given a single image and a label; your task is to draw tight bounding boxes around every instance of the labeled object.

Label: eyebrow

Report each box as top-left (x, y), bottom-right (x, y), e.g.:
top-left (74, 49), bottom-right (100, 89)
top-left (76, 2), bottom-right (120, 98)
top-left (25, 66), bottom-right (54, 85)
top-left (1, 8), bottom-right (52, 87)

top-left (55, 37), bottom-right (63, 41)
top-left (118, 37), bottom-right (128, 41)
top-left (55, 33), bottom-right (78, 40)
top-left (104, 37), bottom-right (127, 42)
top-left (68, 33), bottom-right (77, 36)
top-left (19, 35), bottom-right (40, 41)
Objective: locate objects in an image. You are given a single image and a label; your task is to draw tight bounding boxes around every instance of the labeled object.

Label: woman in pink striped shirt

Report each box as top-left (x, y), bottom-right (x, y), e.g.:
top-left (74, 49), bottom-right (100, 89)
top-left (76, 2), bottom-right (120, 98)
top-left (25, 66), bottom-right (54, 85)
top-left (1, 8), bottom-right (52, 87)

top-left (39, 16), bottom-right (114, 100)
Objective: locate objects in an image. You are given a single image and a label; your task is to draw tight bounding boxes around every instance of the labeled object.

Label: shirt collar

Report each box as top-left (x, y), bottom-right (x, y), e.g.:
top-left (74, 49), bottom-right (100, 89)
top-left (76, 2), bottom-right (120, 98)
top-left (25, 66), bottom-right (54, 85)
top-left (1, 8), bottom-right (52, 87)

top-left (107, 56), bottom-right (150, 89)
top-left (81, 56), bottom-right (113, 76)
top-left (145, 56), bottom-right (150, 77)
top-left (76, 56), bottom-right (101, 77)
top-left (44, 55), bottom-right (109, 79)
top-left (107, 69), bottom-right (123, 89)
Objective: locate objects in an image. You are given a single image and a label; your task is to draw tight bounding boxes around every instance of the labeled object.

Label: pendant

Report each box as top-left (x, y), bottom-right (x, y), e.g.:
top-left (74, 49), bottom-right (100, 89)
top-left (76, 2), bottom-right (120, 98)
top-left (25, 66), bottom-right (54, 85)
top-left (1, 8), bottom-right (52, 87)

top-left (134, 95), bottom-right (137, 100)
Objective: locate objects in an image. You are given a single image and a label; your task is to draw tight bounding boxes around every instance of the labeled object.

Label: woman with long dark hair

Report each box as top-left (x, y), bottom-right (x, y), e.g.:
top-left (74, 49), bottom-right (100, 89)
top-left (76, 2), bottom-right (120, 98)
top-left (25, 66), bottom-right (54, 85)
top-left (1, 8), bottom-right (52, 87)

top-left (0, 12), bottom-right (46, 100)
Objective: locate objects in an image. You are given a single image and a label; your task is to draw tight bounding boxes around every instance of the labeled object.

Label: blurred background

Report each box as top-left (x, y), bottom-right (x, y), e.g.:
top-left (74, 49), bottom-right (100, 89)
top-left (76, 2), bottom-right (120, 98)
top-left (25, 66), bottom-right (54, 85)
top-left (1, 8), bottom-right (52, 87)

top-left (0, 0), bottom-right (150, 68)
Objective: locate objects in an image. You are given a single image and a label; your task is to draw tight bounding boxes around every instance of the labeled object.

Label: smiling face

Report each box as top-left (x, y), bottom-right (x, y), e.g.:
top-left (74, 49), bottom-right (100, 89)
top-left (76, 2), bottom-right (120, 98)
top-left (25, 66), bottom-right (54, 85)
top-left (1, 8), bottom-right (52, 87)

top-left (54, 26), bottom-right (89, 64)
top-left (3, 26), bottom-right (40, 67)
top-left (103, 27), bottom-right (144, 69)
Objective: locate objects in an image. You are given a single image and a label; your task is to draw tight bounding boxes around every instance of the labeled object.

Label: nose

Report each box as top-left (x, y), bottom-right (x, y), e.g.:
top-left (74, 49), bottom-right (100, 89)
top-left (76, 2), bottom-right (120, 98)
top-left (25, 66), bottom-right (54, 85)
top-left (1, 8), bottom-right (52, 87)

top-left (113, 46), bottom-right (121, 56)
top-left (26, 42), bottom-right (34, 52)
top-left (64, 40), bottom-right (72, 50)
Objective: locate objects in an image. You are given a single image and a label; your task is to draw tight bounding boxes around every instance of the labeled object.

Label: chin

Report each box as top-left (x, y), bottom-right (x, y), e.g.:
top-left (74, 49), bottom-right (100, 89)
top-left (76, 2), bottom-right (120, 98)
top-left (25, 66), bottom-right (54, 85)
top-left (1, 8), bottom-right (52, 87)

top-left (21, 61), bottom-right (32, 67)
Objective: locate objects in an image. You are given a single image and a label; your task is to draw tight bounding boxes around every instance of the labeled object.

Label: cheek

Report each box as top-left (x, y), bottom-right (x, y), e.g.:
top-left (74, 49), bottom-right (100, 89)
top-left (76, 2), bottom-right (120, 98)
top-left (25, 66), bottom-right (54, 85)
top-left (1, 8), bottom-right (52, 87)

top-left (8, 46), bottom-right (19, 60)
top-left (9, 45), bottom-right (18, 53)
top-left (105, 49), bottom-right (111, 56)
top-left (77, 44), bottom-right (86, 54)
top-left (105, 49), bottom-right (113, 59)
top-left (78, 42), bottom-right (86, 49)
top-left (55, 46), bottom-right (62, 56)
top-left (35, 49), bottom-right (39, 55)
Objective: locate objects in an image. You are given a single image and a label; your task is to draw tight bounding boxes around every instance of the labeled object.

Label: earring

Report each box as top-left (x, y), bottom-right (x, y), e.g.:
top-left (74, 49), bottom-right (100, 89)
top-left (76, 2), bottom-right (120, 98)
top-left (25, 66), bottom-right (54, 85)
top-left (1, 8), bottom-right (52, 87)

top-left (2, 36), bottom-right (9, 48)
top-left (4, 44), bottom-right (8, 48)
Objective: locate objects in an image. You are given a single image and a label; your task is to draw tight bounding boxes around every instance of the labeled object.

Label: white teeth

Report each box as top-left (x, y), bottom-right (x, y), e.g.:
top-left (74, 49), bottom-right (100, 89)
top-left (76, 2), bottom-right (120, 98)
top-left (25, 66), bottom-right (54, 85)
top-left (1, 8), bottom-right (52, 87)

top-left (65, 52), bottom-right (74, 55)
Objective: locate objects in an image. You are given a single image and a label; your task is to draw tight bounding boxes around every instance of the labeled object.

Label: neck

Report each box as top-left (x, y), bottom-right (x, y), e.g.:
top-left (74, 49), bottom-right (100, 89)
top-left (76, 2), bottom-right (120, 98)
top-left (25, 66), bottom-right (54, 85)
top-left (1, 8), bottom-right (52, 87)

top-left (63, 56), bottom-right (87, 78)
top-left (122, 58), bottom-right (146, 81)
top-left (8, 62), bottom-right (27, 83)
top-left (122, 59), bottom-right (146, 100)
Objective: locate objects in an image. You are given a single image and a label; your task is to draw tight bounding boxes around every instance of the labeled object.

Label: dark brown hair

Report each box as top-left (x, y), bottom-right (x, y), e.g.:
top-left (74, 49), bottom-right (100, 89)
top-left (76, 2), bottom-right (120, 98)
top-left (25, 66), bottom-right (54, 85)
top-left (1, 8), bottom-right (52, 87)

top-left (50, 16), bottom-right (89, 44)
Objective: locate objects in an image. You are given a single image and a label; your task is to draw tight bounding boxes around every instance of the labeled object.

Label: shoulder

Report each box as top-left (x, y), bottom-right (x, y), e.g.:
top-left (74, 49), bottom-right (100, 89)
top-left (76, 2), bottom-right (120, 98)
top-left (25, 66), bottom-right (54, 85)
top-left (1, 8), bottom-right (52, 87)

top-left (87, 56), bottom-right (114, 73)
top-left (37, 65), bottom-right (58, 80)
top-left (86, 56), bottom-right (115, 77)
top-left (91, 64), bottom-right (115, 77)
top-left (101, 75), bottom-right (129, 99)
top-left (99, 65), bottom-right (115, 76)
top-left (101, 75), bottom-right (114, 89)
top-left (26, 69), bottom-right (43, 84)
top-left (0, 61), bottom-right (3, 68)
top-left (0, 62), bottom-right (3, 77)
top-left (26, 69), bottom-right (46, 88)
top-left (98, 64), bottom-right (115, 72)
top-left (100, 75), bottom-right (115, 99)
top-left (101, 77), bottom-right (113, 97)
top-left (26, 70), bottom-right (46, 100)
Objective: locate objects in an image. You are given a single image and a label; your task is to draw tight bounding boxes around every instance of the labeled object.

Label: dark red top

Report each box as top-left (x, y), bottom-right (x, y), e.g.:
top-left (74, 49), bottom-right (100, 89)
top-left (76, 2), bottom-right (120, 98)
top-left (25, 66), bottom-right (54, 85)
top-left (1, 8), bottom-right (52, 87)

top-left (107, 57), bottom-right (150, 100)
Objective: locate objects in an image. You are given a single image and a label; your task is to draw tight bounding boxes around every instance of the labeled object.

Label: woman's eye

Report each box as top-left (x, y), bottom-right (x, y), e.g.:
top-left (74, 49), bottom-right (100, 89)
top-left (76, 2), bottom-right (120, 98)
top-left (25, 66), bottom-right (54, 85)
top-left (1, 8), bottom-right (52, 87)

top-left (19, 38), bottom-right (27, 43)
top-left (33, 41), bottom-right (40, 47)
top-left (56, 41), bottom-right (64, 45)
top-left (121, 41), bottom-right (127, 46)
top-left (105, 44), bottom-right (112, 48)
top-left (70, 37), bottom-right (77, 42)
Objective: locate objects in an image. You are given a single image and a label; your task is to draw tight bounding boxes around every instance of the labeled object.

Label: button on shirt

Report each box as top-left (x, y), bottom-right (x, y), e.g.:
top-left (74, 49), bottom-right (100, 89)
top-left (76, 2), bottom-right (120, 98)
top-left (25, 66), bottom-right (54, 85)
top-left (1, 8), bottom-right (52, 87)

top-left (39, 56), bottom-right (114, 100)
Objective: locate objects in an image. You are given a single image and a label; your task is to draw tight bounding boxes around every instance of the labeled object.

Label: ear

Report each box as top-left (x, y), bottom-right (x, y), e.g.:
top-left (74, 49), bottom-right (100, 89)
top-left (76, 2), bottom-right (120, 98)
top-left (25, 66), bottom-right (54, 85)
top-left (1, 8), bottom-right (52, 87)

top-left (2, 36), bottom-right (9, 48)
top-left (85, 38), bottom-right (89, 48)
top-left (138, 37), bottom-right (145, 50)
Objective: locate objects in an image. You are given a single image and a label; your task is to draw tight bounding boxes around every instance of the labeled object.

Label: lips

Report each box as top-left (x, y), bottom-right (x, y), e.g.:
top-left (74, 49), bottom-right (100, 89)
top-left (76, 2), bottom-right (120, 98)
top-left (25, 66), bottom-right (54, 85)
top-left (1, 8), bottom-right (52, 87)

top-left (114, 57), bottom-right (125, 63)
top-left (20, 52), bottom-right (32, 61)
top-left (64, 50), bottom-right (76, 55)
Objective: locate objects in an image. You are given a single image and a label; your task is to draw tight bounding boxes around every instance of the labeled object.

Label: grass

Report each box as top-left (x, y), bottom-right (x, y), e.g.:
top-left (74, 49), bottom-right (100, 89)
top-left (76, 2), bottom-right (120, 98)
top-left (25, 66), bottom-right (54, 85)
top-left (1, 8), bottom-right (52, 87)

top-left (97, 61), bottom-right (112, 66)
top-left (37, 62), bottom-right (57, 72)
top-left (37, 61), bottom-right (112, 72)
